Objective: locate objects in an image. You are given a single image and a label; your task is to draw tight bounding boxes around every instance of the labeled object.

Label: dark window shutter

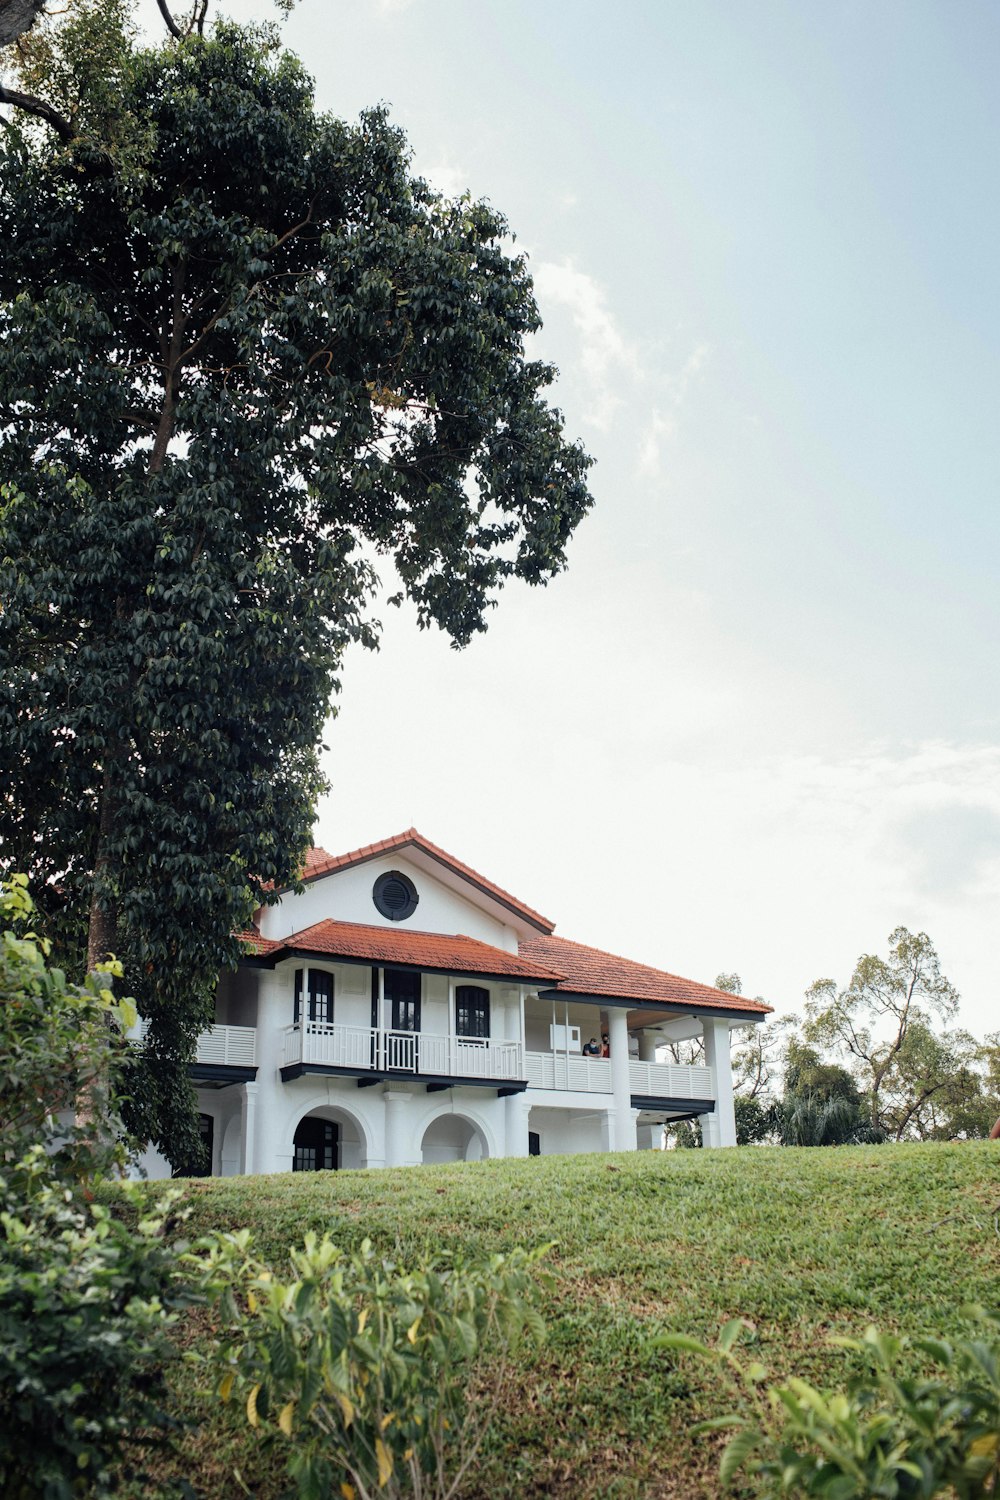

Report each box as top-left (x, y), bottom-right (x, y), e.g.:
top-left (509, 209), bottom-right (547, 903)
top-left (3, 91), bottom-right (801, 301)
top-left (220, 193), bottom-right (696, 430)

top-left (309, 969), bottom-right (333, 1024)
top-left (293, 968), bottom-right (302, 1024)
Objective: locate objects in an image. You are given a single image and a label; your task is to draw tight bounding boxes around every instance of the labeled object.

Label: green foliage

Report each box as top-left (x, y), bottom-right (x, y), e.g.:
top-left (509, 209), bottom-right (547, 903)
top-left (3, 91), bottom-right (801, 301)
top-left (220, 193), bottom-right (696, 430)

top-left (0, 877), bottom-right (194, 1498)
top-left (0, 874), bottom-right (134, 1181)
top-left (654, 1312), bottom-right (1000, 1498)
top-left (192, 1230), bottom-right (549, 1500)
top-left (803, 929), bottom-right (972, 1141)
top-left (735, 1093), bottom-right (776, 1145)
top-left (0, 8), bottom-right (592, 1165)
top-left (0, 1152), bottom-right (192, 1499)
top-left (777, 1092), bottom-right (882, 1147)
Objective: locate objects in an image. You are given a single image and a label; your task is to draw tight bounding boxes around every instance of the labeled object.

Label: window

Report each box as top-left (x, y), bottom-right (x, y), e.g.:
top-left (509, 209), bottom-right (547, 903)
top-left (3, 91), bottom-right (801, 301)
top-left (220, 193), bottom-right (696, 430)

top-left (456, 985), bottom-right (490, 1040)
top-left (528, 1131), bottom-right (541, 1157)
top-left (293, 968), bottom-right (334, 1025)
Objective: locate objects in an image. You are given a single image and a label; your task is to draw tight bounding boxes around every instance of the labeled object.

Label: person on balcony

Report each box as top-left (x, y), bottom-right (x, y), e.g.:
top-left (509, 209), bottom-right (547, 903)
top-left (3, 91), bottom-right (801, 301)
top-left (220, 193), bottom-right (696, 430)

top-left (582, 1037), bottom-right (601, 1056)
top-left (600, 1033), bottom-right (610, 1058)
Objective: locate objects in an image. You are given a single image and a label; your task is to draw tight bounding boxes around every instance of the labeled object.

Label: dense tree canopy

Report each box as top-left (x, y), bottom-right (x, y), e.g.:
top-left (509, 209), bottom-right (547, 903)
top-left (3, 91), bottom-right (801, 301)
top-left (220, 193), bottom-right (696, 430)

top-left (0, 2), bottom-right (592, 1163)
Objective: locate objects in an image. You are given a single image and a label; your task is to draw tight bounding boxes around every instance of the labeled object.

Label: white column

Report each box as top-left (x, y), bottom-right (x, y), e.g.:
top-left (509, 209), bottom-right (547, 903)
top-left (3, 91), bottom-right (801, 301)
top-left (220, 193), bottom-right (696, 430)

top-left (638, 1029), bottom-right (659, 1063)
top-left (253, 970), bottom-right (288, 1172)
top-left (703, 1018), bottom-right (737, 1147)
top-left (607, 1008), bottom-right (636, 1151)
top-left (383, 1088), bottom-right (414, 1167)
top-left (504, 1092), bottom-right (530, 1157)
top-left (240, 1081), bottom-right (258, 1174)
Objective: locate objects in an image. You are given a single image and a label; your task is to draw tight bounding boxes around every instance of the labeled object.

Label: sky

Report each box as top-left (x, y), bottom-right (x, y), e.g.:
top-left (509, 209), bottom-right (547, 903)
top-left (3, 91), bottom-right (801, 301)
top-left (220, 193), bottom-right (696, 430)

top-left (220, 0), bottom-right (999, 1037)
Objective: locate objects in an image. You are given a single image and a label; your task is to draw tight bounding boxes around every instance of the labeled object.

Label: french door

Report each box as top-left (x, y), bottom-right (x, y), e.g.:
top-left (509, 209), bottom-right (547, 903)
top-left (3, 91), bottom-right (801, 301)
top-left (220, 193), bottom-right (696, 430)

top-left (375, 968), bottom-right (421, 1071)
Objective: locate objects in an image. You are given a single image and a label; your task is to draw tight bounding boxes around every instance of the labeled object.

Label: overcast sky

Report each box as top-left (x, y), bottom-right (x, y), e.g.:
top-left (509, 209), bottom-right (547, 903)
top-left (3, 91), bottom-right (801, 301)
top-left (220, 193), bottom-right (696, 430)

top-left (221, 0), bottom-right (999, 1037)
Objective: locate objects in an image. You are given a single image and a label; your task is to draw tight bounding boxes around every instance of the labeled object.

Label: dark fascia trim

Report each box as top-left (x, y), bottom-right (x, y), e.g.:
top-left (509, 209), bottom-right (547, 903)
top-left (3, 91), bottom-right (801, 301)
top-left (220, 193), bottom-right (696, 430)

top-left (279, 841), bottom-right (555, 935)
top-left (630, 1094), bottom-right (715, 1115)
top-left (248, 950), bottom-right (557, 987)
top-left (535, 989), bottom-right (769, 1024)
top-left (279, 1061), bottom-right (528, 1095)
top-left (190, 1063), bottom-right (258, 1085)
top-left (642, 1109), bottom-right (701, 1125)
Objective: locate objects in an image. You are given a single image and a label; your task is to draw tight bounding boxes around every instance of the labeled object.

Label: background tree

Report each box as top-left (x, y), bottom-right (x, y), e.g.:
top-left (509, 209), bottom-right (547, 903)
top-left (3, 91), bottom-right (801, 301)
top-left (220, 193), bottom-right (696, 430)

top-left (0, 2), bottom-right (592, 1165)
top-left (802, 927), bottom-right (960, 1140)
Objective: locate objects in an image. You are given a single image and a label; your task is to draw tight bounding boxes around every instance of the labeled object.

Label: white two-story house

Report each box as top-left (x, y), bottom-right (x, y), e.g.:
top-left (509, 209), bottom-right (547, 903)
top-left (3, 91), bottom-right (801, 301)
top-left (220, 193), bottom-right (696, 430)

top-left (139, 829), bottom-right (771, 1176)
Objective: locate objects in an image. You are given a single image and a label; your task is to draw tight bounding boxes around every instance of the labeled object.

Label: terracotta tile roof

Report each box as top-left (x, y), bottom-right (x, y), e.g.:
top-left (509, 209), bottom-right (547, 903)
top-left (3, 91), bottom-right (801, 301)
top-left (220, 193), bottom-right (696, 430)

top-left (269, 918), bottom-right (564, 983)
top-left (518, 933), bottom-right (772, 1015)
top-left (290, 829), bottom-right (555, 934)
top-left (235, 928), bottom-right (281, 956)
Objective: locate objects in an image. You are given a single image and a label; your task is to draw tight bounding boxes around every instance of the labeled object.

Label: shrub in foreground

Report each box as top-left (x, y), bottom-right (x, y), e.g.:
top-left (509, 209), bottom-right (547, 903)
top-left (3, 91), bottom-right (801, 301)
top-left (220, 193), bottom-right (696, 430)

top-left (0, 876), bottom-right (195, 1497)
top-left (193, 1231), bottom-right (549, 1500)
top-left (655, 1312), bottom-right (1000, 1497)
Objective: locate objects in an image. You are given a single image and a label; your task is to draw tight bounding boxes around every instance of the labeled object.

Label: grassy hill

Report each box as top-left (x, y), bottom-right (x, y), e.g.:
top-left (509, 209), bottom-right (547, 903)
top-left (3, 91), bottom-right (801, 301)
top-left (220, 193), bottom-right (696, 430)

top-left (129, 1142), bottom-right (1000, 1499)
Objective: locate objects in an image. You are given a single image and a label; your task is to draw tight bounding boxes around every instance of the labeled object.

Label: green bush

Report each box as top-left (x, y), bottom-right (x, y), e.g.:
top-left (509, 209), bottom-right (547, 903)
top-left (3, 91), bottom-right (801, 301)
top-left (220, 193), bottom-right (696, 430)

top-left (0, 873), bottom-right (133, 1182)
top-left (0, 1150), bottom-right (193, 1498)
top-left (192, 1231), bottom-right (549, 1500)
top-left (654, 1312), bottom-right (1000, 1497)
top-left (0, 875), bottom-right (196, 1497)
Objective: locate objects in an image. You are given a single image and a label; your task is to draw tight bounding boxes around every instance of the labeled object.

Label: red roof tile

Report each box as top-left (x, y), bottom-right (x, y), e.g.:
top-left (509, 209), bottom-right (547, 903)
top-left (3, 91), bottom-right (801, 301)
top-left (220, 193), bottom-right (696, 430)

top-left (235, 929), bottom-right (282, 956)
top-left (518, 933), bottom-right (772, 1015)
top-left (269, 918), bottom-right (564, 983)
top-left (290, 830), bottom-right (555, 934)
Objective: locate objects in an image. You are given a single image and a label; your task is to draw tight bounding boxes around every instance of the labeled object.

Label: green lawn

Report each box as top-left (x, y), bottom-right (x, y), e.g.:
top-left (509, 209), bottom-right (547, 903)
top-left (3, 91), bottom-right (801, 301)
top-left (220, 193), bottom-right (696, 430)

top-left (121, 1142), bottom-right (1000, 1499)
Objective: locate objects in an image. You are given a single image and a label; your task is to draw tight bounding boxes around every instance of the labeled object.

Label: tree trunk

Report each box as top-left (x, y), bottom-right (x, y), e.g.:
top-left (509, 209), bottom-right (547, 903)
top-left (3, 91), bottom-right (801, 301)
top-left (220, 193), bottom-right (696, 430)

top-left (0, 0), bottom-right (45, 47)
top-left (86, 762), bottom-right (117, 974)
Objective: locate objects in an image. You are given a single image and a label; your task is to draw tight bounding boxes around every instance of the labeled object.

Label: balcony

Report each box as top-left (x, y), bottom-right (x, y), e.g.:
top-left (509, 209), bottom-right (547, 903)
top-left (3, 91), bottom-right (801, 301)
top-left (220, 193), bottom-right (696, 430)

top-left (195, 1024), bottom-right (257, 1069)
top-left (133, 1020), bottom-right (257, 1085)
top-left (280, 1022), bottom-right (525, 1089)
top-left (525, 1050), bottom-right (713, 1105)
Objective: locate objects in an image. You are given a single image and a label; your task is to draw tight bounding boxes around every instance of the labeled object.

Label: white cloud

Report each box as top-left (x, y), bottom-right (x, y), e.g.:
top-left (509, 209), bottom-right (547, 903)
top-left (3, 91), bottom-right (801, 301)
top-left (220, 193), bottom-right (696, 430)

top-left (637, 342), bottom-right (710, 478)
top-left (418, 160), bottom-right (470, 199)
top-left (531, 258), bottom-right (641, 429)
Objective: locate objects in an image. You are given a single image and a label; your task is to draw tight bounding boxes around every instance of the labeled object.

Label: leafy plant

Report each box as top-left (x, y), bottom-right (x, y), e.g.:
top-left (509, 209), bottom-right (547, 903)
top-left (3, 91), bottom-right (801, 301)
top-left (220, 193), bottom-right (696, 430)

top-left (0, 874), bottom-right (202, 1497)
top-left (0, 873), bottom-right (134, 1182)
top-left (0, 1151), bottom-right (193, 1499)
top-left (653, 1311), bottom-right (1000, 1497)
top-left (192, 1231), bottom-right (550, 1500)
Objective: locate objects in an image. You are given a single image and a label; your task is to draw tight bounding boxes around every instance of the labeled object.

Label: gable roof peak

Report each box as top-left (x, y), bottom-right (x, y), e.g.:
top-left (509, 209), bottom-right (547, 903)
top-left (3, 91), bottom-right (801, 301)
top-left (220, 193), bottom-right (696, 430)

top-left (294, 829), bottom-right (556, 935)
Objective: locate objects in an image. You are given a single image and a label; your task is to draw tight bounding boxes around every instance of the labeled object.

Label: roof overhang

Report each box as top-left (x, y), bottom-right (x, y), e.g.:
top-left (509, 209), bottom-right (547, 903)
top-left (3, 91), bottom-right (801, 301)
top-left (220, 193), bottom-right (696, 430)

top-left (536, 990), bottom-right (770, 1026)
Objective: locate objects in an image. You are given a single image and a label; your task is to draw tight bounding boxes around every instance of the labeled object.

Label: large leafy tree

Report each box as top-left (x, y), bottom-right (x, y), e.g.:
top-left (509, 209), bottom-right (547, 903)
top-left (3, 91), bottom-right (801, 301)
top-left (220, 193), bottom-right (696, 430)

top-left (802, 927), bottom-right (969, 1140)
top-left (0, 2), bottom-right (592, 1163)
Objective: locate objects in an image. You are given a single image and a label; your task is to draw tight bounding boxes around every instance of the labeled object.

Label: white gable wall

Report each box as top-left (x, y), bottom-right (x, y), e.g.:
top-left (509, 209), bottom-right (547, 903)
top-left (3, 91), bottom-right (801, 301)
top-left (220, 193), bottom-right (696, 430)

top-left (258, 854), bottom-right (518, 951)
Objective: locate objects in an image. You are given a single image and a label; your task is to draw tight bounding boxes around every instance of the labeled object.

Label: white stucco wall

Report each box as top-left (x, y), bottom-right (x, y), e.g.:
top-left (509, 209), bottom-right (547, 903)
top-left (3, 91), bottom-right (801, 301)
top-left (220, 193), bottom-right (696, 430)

top-left (258, 855), bottom-right (518, 951)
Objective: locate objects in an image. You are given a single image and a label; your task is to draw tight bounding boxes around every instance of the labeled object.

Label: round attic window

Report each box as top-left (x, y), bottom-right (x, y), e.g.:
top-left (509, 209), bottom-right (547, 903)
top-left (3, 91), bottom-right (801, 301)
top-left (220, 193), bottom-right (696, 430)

top-left (372, 870), bottom-right (419, 922)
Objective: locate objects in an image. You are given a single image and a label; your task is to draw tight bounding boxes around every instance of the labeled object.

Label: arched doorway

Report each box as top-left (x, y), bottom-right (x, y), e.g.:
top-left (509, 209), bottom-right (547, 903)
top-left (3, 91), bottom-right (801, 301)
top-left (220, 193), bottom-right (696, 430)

top-left (293, 1114), bottom-right (339, 1171)
top-left (420, 1114), bottom-right (488, 1165)
top-left (291, 1107), bottom-right (368, 1171)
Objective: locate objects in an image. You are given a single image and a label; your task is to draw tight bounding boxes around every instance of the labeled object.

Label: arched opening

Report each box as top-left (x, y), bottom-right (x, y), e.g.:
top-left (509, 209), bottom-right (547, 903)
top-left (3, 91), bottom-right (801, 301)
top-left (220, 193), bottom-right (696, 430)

top-left (220, 1112), bottom-right (242, 1176)
top-left (420, 1114), bottom-right (488, 1165)
top-left (291, 1107), bottom-right (368, 1171)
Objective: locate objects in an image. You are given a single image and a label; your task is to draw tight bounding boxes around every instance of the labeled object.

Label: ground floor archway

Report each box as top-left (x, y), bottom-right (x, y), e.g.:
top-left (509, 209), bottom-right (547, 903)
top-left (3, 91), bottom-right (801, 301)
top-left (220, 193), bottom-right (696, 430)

top-left (420, 1113), bottom-right (488, 1164)
top-left (290, 1106), bottom-right (368, 1171)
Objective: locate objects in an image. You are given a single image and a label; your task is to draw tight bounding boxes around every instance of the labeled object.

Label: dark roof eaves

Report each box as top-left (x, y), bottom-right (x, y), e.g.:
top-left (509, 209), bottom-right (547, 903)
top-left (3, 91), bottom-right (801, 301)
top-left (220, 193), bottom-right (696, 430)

top-left (535, 987), bottom-right (772, 1021)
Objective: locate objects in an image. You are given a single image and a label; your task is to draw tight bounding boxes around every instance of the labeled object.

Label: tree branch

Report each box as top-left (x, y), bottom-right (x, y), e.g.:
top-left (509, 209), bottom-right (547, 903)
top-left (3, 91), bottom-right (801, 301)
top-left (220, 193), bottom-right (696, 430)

top-left (155, 0), bottom-right (183, 39)
top-left (0, 82), bottom-right (75, 142)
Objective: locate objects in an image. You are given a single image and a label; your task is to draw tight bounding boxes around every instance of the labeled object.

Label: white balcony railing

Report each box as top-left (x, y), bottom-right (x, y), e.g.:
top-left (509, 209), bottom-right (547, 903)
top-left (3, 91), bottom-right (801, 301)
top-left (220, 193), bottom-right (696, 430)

top-left (133, 1020), bottom-right (257, 1069)
top-left (525, 1052), bottom-right (612, 1092)
top-left (628, 1058), bottom-right (713, 1100)
top-left (525, 1050), bottom-right (712, 1101)
top-left (281, 1023), bottom-right (524, 1082)
top-left (195, 1023), bottom-right (257, 1069)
